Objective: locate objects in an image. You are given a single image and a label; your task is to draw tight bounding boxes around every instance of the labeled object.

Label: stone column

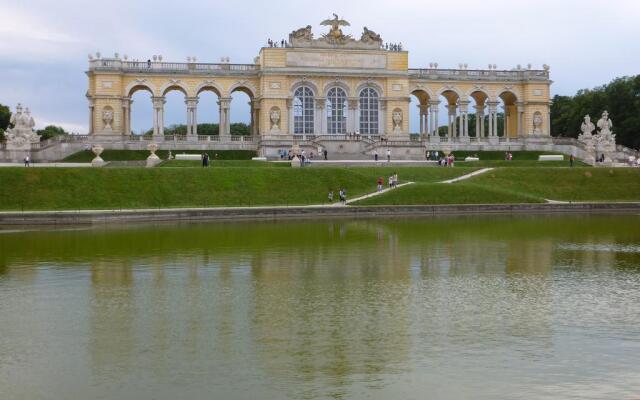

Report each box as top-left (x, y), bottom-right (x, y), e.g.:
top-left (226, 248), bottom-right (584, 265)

top-left (459, 101), bottom-right (469, 137)
top-left (251, 101), bottom-right (261, 137)
top-left (152, 97), bottom-right (166, 136)
top-left (217, 97), bottom-right (231, 138)
top-left (447, 104), bottom-right (457, 138)
top-left (516, 102), bottom-right (524, 137)
top-left (185, 97), bottom-right (198, 136)
top-left (429, 100), bottom-right (440, 136)
top-left (379, 99), bottom-right (387, 135)
top-left (121, 97), bottom-right (131, 136)
top-left (317, 100), bottom-right (326, 136)
top-left (474, 104), bottom-right (484, 138)
top-left (88, 98), bottom-right (95, 135)
top-left (287, 98), bottom-right (294, 135)
top-left (348, 99), bottom-right (358, 134)
top-left (546, 109), bottom-right (551, 136)
top-left (486, 101), bottom-right (498, 137)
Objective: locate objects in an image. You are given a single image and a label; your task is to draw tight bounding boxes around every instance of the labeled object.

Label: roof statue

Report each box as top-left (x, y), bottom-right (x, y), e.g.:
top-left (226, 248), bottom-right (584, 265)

top-left (320, 14), bottom-right (351, 44)
top-left (287, 14), bottom-right (383, 49)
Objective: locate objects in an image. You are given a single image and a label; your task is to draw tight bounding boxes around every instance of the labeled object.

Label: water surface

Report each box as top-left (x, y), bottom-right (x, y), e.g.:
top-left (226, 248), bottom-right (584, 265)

top-left (1, 215), bottom-right (639, 399)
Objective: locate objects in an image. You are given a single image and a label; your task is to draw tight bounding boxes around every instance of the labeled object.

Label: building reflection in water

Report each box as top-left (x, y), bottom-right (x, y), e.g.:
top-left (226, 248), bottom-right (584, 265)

top-left (0, 215), bottom-right (633, 397)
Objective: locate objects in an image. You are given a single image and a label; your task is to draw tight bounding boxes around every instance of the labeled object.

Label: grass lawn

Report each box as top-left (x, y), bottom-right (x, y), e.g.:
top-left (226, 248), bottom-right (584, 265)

top-left (355, 167), bottom-right (640, 205)
top-left (62, 149), bottom-right (257, 162)
top-left (355, 182), bottom-right (543, 205)
top-left (470, 167), bottom-right (640, 202)
top-left (0, 167), bottom-right (474, 211)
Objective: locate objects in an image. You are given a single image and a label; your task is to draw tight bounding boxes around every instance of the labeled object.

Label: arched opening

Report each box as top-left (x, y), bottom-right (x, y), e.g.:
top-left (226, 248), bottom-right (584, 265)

top-left (467, 91), bottom-right (489, 139)
top-left (163, 86), bottom-right (187, 136)
top-left (439, 90), bottom-right (460, 137)
top-left (129, 86), bottom-right (153, 136)
top-left (326, 87), bottom-right (347, 134)
top-left (498, 91), bottom-right (519, 138)
top-left (230, 87), bottom-right (253, 136)
top-left (410, 90), bottom-right (430, 135)
top-left (196, 87), bottom-right (221, 136)
top-left (293, 86), bottom-right (315, 135)
top-left (359, 88), bottom-right (380, 135)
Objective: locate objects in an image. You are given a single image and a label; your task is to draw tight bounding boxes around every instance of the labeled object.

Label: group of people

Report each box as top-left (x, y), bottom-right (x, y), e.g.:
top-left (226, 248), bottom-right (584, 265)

top-left (385, 42), bottom-right (403, 51)
top-left (373, 149), bottom-right (392, 162)
top-left (279, 148), bottom-right (329, 162)
top-left (376, 172), bottom-right (399, 191)
top-left (267, 39), bottom-right (289, 48)
top-left (327, 188), bottom-right (347, 205)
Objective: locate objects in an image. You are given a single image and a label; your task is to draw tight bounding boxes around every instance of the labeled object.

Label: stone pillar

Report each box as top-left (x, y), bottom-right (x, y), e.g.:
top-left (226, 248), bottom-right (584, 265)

top-left (348, 99), bottom-right (358, 134)
top-left (517, 102), bottom-right (524, 137)
top-left (447, 104), bottom-right (457, 138)
top-left (459, 101), bottom-right (469, 137)
top-left (429, 100), bottom-right (440, 136)
top-left (315, 97), bottom-right (324, 135)
top-left (251, 101), bottom-right (260, 137)
top-left (185, 97), bottom-right (198, 136)
top-left (474, 104), bottom-right (484, 138)
top-left (218, 97), bottom-right (231, 137)
top-left (487, 101), bottom-right (498, 137)
top-left (152, 97), bottom-right (166, 136)
top-left (122, 97), bottom-right (131, 136)
top-left (379, 99), bottom-right (387, 135)
top-left (287, 99), bottom-right (294, 135)
top-left (546, 109), bottom-right (551, 136)
top-left (88, 98), bottom-right (95, 135)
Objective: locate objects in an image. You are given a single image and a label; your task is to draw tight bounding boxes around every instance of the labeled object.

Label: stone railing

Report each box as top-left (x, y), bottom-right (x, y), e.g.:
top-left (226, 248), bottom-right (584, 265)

top-left (89, 59), bottom-right (259, 75)
top-left (408, 68), bottom-right (549, 82)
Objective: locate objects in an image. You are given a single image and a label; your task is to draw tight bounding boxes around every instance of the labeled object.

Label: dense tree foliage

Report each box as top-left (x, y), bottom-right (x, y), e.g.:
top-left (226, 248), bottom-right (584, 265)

top-left (551, 75), bottom-right (640, 149)
top-left (143, 122), bottom-right (250, 136)
top-left (37, 125), bottom-right (68, 141)
top-left (0, 103), bottom-right (11, 142)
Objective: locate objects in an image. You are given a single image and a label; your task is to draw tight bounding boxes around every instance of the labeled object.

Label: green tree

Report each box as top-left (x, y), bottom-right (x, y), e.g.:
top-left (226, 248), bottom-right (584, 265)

top-left (36, 125), bottom-right (68, 141)
top-left (0, 103), bottom-right (10, 131)
top-left (550, 75), bottom-right (640, 149)
top-left (230, 122), bottom-right (250, 135)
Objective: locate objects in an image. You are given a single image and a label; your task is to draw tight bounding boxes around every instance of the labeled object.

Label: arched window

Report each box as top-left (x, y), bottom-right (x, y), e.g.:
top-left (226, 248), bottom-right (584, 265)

top-left (293, 86), bottom-right (315, 134)
top-left (326, 87), bottom-right (347, 134)
top-left (359, 88), bottom-right (379, 134)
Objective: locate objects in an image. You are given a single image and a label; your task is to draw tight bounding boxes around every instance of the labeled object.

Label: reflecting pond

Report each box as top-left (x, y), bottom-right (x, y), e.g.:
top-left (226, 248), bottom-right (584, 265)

top-left (1, 215), bottom-right (640, 399)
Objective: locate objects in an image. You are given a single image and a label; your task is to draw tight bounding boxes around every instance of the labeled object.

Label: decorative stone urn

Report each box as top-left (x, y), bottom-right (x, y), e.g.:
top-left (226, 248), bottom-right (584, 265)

top-left (91, 144), bottom-right (106, 167)
top-left (146, 142), bottom-right (161, 167)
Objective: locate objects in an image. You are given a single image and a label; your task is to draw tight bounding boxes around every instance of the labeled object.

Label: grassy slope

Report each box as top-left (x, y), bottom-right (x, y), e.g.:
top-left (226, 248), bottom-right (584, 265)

top-left (470, 167), bottom-right (640, 202)
top-left (0, 167), bottom-right (473, 211)
top-left (62, 149), bottom-right (256, 162)
top-left (355, 167), bottom-right (640, 205)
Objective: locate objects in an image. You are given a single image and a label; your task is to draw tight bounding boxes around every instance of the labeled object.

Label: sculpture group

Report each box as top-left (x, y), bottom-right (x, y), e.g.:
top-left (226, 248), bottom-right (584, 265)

top-left (578, 111), bottom-right (616, 163)
top-left (290, 14), bottom-right (383, 49)
top-left (5, 104), bottom-right (40, 150)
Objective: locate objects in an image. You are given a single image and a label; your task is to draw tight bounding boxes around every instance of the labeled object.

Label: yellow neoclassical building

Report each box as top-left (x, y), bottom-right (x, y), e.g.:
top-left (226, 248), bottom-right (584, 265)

top-left (86, 15), bottom-right (553, 157)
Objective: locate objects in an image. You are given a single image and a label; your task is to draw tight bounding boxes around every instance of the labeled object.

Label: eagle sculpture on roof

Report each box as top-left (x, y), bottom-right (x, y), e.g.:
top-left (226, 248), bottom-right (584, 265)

top-left (320, 14), bottom-right (351, 42)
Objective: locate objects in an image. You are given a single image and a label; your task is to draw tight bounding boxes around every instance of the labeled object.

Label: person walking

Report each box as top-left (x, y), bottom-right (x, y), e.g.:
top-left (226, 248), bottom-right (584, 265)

top-left (328, 189), bottom-right (334, 203)
top-left (374, 150), bottom-right (378, 162)
top-left (339, 188), bottom-right (347, 204)
top-left (323, 149), bottom-right (328, 160)
top-left (377, 176), bottom-right (383, 192)
top-left (570, 154), bottom-right (575, 167)
top-left (386, 148), bottom-right (391, 162)
top-left (393, 172), bottom-right (398, 187)
top-left (24, 155), bottom-right (30, 167)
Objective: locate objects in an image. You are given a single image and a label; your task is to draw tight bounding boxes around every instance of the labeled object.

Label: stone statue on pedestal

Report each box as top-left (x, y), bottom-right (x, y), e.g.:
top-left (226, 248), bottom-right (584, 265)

top-left (532, 113), bottom-right (543, 135)
top-left (597, 111), bottom-right (614, 137)
top-left (579, 114), bottom-right (595, 140)
top-left (5, 103), bottom-right (40, 150)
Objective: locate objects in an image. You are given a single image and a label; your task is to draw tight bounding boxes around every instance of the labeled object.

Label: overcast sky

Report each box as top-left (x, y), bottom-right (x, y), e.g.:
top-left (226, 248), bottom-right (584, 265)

top-left (1, 0), bottom-right (638, 133)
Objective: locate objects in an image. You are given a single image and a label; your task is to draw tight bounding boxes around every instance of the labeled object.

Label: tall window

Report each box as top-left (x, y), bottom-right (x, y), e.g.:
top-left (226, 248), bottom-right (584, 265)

top-left (359, 88), bottom-right (379, 134)
top-left (293, 86), bottom-right (315, 134)
top-left (326, 87), bottom-right (347, 134)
